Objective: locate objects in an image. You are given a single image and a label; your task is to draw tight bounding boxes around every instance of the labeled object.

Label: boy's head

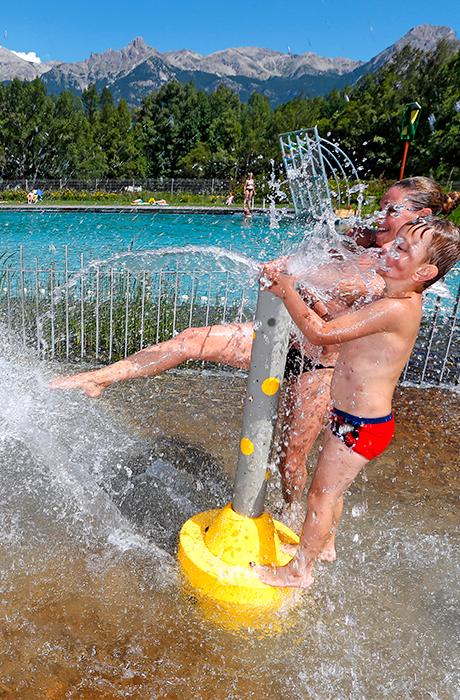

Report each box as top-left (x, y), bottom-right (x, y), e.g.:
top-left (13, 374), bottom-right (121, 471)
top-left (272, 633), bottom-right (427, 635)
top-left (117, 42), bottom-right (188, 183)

top-left (379, 219), bottom-right (460, 290)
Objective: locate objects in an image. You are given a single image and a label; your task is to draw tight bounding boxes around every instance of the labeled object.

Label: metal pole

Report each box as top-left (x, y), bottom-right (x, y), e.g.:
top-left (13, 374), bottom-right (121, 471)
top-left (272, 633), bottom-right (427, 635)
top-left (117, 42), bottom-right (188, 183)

top-left (399, 142), bottom-right (410, 180)
top-left (19, 245), bottom-right (26, 345)
top-left (232, 290), bottom-right (291, 518)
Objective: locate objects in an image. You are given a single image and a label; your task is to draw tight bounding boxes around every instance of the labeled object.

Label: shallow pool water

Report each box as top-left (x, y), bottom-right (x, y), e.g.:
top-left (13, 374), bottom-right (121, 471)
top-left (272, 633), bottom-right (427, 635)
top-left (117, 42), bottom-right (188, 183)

top-left (0, 211), bottom-right (303, 269)
top-left (0, 348), bottom-right (458, 699)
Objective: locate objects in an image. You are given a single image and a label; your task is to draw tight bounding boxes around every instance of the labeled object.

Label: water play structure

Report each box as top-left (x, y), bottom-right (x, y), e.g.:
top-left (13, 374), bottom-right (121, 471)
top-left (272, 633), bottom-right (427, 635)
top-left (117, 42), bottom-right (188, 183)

top-left (279, 126), bottom-right (362, 217)
top-left (178, 289), bottom-right (299, 627)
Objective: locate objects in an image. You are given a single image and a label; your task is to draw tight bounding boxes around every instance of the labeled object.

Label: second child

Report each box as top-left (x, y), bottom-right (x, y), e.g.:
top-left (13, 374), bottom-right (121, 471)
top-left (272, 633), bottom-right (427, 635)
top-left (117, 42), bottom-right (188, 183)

top-left (256, 219), bottom-right (460, 588)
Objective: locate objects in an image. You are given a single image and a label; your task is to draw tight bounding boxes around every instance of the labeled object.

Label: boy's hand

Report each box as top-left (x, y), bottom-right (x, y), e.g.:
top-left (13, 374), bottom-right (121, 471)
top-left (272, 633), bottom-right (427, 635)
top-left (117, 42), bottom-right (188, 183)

top-left (260, 264), bottom-right (296, 298)
top-left (332, 276), bottom-right (368, 305)
top-left (262, 256), bottom-right (288, 276)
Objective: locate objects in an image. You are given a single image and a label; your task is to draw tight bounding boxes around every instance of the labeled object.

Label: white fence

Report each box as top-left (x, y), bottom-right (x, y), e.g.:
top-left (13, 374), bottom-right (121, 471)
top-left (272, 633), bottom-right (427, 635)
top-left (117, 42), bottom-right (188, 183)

top-left (0, 251), bottom-right (458, 387)
top-left (0, 178), bottom-right (232, 195)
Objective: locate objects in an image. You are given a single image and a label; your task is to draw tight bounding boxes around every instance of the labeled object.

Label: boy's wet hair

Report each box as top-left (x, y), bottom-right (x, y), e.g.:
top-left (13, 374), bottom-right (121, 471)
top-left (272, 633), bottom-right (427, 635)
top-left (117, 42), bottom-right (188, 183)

top-left (396, 177), bottom-right (460, 216)
top-left (404, 219), bottom-right (460, 289)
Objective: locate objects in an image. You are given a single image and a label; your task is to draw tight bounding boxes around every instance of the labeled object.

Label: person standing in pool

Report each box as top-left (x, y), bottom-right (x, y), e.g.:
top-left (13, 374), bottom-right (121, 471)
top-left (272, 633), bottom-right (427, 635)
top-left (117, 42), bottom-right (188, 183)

top-left (243, 173), bottom-right (255, 211)
top-left (255, 218), bottom-right (460, 587)
top-left (50, 179), bottom-right (460, 497)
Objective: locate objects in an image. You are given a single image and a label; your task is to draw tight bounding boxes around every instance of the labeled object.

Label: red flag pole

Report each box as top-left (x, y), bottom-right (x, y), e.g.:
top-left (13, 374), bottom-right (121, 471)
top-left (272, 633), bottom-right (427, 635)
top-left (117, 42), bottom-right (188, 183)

top-left (399, 141), bottom-right (410, 180)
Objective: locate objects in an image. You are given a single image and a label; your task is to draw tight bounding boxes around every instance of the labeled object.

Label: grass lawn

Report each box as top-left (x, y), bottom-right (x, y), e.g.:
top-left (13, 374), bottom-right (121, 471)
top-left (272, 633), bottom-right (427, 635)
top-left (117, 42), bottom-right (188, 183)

top-left (0, 191), bottom-right (257, 208)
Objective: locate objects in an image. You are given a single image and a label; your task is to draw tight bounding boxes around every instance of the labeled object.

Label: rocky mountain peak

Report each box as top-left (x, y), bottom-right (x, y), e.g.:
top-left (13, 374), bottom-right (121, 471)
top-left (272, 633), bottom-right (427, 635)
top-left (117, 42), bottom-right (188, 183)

top-left (397, 24), bottom-right (458, 51)
top-left (130, 36), bottom-right (148, 50)
top-left (364, 24), bottom-right (460, 73)
top-left (3, 24), bottom-right (459, 106)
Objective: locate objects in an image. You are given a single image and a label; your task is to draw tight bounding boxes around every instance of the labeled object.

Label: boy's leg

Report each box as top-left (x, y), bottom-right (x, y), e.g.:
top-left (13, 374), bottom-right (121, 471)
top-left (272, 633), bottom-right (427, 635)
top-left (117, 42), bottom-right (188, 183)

top-left (50, 322), bottom-right (254, 397)
top-left (278, 368), bottom-right (333, 502)
top-left (282, 495), bottom-right (343, 561)
top-left (281, 495), bottom-right (342, 561)
top-left (319, 495), bottom-right (343, 562)
top-left (257, 431), bottom-right (368, 588)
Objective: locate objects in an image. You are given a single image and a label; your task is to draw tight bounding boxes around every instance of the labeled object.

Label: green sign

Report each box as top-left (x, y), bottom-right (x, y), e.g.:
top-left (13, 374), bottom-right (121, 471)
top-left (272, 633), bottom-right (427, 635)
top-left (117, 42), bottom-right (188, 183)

top-left (400, 102), bottom-right (422, 142)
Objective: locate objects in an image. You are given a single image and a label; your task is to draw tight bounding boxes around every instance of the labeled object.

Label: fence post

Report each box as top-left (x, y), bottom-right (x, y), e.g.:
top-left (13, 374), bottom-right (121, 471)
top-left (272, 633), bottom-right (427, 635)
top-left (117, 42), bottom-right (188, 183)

top-left (170, 178), bottom-right (174, 197)
top-left (211, 178), bottom-right (215, 195)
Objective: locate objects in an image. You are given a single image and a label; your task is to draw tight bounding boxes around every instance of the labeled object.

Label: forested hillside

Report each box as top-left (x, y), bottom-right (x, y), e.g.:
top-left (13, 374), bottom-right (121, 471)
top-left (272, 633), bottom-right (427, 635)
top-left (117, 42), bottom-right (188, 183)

top-left (0, 42), bottom-right (459, 182)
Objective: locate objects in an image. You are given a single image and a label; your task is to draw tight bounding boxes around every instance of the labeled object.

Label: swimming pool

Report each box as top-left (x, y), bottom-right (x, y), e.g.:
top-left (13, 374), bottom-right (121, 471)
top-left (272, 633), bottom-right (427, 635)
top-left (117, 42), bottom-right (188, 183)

top-left (0, 210), bottom-right (303, 269)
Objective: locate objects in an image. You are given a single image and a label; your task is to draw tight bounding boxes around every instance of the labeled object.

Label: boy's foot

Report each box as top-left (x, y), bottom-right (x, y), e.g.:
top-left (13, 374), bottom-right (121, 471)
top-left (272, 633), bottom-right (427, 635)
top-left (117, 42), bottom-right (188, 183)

top-left (49, 373), bottom-right (110, 398)
top-left (317, 544), bottom-right (337, 563)
top-left (281, 543), bottom-right (298, 556)
top-left (282, 542), bottom-right (337, 562)
top-left (255, 563), bottom-right (314, 589)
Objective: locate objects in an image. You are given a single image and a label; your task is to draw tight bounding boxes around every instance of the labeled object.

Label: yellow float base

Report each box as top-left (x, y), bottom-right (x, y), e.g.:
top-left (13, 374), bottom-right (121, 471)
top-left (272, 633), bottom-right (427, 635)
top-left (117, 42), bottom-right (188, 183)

top-left (178, 503), bottom-right (299, 631)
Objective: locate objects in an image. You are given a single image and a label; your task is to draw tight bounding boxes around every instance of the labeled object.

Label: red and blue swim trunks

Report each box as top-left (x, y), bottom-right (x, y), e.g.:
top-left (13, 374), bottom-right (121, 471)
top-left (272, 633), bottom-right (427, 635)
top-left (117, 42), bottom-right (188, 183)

top-left (330, 406), bottom-right (395, 460)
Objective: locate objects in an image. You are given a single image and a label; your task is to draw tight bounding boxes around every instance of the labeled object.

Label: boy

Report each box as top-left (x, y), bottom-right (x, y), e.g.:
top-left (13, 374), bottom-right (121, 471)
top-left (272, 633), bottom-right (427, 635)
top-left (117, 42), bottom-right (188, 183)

top-left (256, 219), bottom-right (460, 588)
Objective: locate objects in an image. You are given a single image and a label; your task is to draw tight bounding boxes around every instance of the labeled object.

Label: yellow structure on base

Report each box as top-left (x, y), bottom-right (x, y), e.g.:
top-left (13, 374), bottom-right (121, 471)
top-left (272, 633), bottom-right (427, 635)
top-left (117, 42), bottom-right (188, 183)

top-left (178, 503), bottom-right (299, 630)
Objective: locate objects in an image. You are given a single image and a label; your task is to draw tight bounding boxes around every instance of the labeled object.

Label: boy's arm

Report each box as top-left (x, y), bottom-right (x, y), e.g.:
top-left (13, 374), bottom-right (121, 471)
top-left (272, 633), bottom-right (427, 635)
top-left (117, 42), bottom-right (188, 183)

top-left (266, 272), bottom-right (403, 346)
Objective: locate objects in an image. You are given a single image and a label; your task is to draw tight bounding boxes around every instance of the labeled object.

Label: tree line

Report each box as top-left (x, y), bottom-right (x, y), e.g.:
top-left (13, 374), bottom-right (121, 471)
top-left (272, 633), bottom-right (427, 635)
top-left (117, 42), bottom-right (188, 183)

top-left (0, 41), bottom-right (459, 183)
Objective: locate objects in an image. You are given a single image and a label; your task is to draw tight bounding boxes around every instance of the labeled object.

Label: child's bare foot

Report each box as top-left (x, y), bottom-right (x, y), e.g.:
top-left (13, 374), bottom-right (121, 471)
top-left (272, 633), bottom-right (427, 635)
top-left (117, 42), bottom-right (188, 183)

top-left (49, 373), bottom-right (110, 398)
top-left (281, 541), bottom-right (336, 562)
top-left (317, 543), bottom-right (337, 563)
top-left (255, 561), bottom-right (314, 589)
top-left (281, 542), bottom-right (298, 556)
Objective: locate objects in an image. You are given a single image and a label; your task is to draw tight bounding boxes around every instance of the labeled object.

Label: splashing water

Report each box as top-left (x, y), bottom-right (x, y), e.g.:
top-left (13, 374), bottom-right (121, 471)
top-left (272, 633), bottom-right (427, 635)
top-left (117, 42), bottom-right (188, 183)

top-left (0, 330), bottom-right (173, 564)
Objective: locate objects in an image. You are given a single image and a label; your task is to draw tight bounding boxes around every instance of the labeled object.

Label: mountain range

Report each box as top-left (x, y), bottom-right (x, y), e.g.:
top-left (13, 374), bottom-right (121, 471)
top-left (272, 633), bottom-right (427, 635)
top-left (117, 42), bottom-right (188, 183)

top-left (0, 24), bottom-right (458, 106)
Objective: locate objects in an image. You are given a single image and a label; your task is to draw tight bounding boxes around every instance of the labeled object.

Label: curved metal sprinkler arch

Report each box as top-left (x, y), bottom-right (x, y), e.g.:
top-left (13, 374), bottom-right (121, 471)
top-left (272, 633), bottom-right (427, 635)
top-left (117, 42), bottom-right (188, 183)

top-left (279, 126), bottom-right (361, 218)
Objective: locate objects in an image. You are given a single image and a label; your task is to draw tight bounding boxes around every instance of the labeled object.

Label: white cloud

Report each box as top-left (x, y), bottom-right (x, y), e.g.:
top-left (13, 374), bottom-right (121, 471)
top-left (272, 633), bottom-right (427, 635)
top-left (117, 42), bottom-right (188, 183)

top-left (11, 50), bottom-right (41, 64)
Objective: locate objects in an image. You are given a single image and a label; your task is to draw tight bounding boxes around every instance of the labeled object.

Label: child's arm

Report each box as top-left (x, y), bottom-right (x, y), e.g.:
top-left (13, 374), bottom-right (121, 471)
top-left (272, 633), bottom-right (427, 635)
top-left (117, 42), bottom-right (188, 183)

top-left (264, 271), bottom-right (403, 346)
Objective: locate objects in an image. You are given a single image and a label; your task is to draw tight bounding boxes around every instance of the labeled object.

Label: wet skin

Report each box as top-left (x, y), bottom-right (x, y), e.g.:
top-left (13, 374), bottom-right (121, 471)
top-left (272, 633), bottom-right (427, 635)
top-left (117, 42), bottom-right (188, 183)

top-left (256, 224), bottom-right (439, 587)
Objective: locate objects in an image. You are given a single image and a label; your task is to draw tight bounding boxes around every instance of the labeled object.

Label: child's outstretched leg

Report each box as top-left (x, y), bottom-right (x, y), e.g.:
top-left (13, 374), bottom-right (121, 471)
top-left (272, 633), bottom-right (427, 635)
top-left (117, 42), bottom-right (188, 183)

top-left (257, 432), bottom-right (368, 588)
top-left (50, 322), bottom-right (253, 397)
top-left (278, 368), bottom-right (334, 503)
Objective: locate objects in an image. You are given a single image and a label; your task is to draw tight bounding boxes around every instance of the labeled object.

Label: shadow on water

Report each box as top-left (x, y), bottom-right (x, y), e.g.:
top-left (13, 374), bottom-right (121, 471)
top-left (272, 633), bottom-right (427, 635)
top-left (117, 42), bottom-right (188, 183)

top-left (0, 336), bottom-right (459, 697)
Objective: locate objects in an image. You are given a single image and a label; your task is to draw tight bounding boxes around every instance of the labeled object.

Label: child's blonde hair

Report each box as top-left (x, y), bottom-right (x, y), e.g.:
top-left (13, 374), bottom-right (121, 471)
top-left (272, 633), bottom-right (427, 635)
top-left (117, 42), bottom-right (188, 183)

top-left (405, 219), bottom-right (460, 288)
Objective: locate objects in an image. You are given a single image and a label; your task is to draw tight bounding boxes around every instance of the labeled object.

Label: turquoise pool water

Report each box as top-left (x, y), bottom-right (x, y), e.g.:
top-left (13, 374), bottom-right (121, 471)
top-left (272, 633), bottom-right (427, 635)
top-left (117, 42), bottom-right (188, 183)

top-left (0, 210), bottom-right (458, 308)
top-left (0, 211), bottom-right (301, 270)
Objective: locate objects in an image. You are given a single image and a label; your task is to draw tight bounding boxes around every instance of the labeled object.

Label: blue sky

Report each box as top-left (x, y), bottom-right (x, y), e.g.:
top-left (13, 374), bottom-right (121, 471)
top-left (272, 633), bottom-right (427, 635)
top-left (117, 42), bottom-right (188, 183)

top-left (1, 0), bottom-right (459, 63)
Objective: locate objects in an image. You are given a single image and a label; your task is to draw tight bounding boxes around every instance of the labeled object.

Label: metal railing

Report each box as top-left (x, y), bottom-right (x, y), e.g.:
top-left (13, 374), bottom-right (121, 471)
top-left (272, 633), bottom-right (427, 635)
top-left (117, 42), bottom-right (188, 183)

top-left (0, 178), bottom-right (232, 195)
top-left (0, 250), bottom-right (254, 364)
top-left (0, 248), bottom-right (458, 387)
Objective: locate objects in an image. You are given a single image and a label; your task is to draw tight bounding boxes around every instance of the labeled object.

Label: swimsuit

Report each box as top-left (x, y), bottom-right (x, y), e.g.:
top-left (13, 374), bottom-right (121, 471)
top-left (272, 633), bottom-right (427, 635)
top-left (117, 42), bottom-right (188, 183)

top-left (330, 407), bottom-right (395, 461)
top-left (284, 346), bottom-right (334, 381)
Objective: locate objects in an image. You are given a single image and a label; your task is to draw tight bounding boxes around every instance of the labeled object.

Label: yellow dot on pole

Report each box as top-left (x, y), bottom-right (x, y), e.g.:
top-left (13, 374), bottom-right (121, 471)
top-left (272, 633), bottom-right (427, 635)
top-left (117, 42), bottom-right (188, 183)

top-left (261, 377), bottom-right (280, 396)
top-left (240, 437), bottom-right (254, 455)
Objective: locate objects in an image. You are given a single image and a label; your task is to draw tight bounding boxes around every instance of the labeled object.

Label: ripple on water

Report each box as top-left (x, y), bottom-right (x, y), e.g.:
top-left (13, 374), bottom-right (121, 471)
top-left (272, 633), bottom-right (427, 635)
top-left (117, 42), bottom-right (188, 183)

top-left (0, 360), bottom-right (458, 698)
